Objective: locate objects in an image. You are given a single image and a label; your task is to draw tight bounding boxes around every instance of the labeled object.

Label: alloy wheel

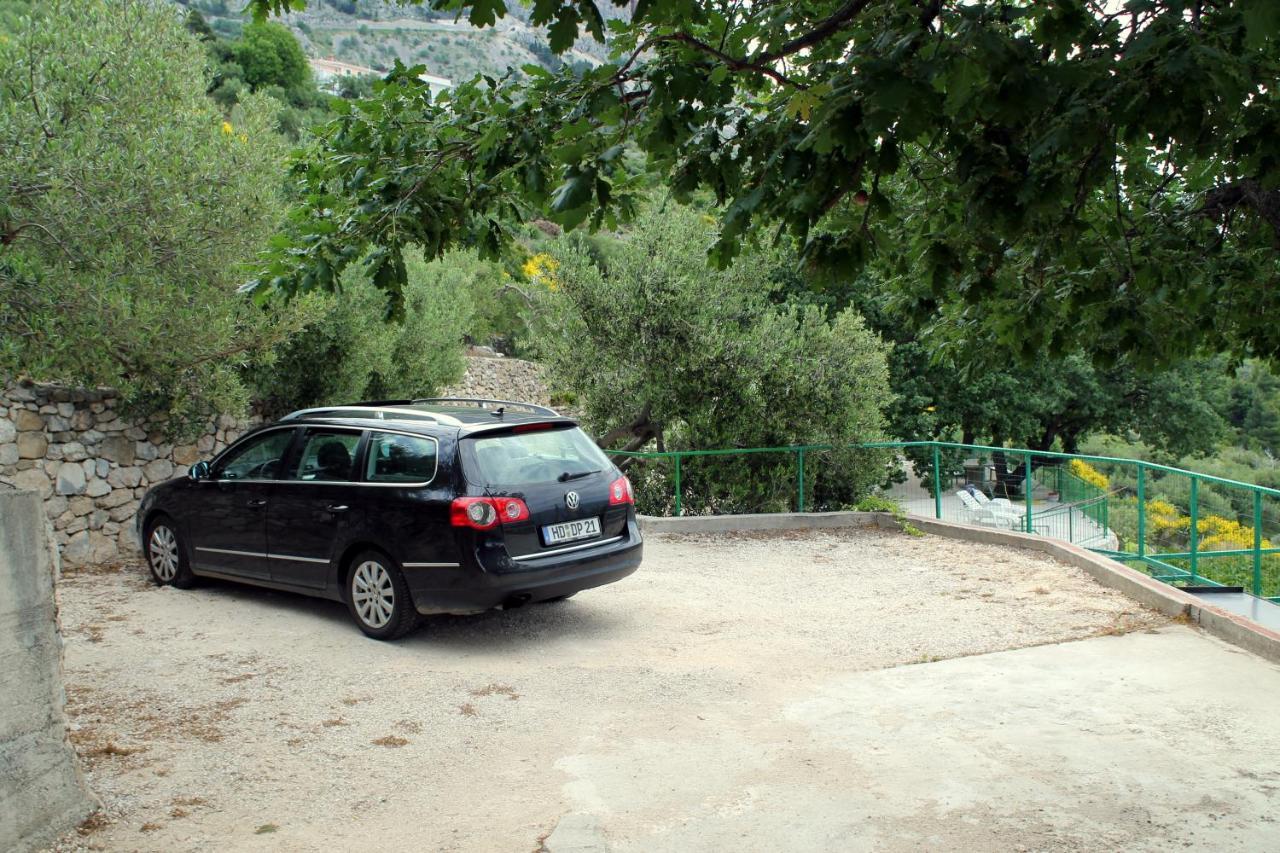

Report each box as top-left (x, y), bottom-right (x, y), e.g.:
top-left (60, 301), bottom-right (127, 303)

top-left (352, 560), bottom-right (395, 629)
top-left (149, 525), bottom-right (179, 582)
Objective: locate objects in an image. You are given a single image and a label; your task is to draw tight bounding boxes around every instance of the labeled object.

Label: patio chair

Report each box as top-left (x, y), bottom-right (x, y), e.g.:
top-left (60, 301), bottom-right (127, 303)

top-left (955, 490), bottom-right (1023, 530)
top-left (972, 490), bottom-right (1022, 515)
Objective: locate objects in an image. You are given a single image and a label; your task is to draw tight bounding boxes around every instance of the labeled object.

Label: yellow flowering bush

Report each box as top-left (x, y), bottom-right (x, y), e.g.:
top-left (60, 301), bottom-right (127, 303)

top-left (1068, 459), bottom-right (1110, 490)
top-left (521, 252), bottom-right (560, 291)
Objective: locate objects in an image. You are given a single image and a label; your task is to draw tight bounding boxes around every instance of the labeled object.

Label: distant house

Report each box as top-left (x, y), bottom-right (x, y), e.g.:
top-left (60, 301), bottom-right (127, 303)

top-left (308, 58), bottom-right (451, 97)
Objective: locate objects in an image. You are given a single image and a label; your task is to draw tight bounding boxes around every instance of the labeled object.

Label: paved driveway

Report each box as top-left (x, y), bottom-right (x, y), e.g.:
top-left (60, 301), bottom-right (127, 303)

top-left (52, 530), bottom-right (1280, 851)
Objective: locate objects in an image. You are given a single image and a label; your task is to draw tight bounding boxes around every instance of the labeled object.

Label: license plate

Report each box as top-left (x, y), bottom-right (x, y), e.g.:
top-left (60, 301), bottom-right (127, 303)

top-left (542, 517), bottom-right (601, 546)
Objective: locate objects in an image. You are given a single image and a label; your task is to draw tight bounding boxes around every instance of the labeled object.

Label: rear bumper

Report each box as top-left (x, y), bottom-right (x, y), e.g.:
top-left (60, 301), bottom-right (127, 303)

top-left (406, 522), bottom-right (643, 615)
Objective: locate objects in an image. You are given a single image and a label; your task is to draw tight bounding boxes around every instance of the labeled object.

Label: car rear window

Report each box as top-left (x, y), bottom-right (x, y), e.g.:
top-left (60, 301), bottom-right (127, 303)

top-left (467, 426), bottom-right (612, 486)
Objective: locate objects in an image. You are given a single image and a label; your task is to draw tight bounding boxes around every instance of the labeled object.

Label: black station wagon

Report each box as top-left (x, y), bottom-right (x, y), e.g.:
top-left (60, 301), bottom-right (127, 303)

top-left (135, 399), bottom-right (643, 639)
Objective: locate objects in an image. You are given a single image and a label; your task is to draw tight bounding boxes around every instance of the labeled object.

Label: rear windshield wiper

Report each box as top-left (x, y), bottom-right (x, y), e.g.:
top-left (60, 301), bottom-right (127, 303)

top-left (557, 469), bottom-right (600, 482)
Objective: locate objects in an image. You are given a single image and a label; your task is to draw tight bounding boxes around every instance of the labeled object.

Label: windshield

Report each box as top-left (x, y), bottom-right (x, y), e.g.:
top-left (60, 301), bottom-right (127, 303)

top-left (467, 426), bottom-right (612, 486)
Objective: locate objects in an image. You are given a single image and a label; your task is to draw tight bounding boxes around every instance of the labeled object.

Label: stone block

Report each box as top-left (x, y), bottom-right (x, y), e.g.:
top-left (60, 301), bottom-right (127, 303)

top-left (142, 459), bottom-right (173, 482)
top-left (70, 410), bottom-right (93, 431)
top-left (125, 426), bottom-right (146, 441)
top-left (45, 445), bottom-right (63, 462)
top-left (62, 530), bottom-right (91, 563)
top-left (196, 434), bottom-right (215, 453)
top-left (80, 430), bottom-right (103, 445)
top-left (54, 462), bottom-right (86, 496)
top-left (84, 478), bottom-right (111, 498)
top-left (46, 415), bottom-right (70, 432)
top-left (89, 402), bottom-right (105, 414)
top-left (69, 497), bottom-right (94, 517)
top-left (44, 496), bottom-right (68, 519)
top-left (135, 442), bottom-right (158, 462)
top-left (6, 384), bottom-right (35, 401)
top-left (99, 434), bottom-right (134, 465)
top-left (16, 433), bottom-right (47, 459)
top-left (64, 516), bottom-right (87, 535)
top-left (12, 468), bottom-right (52, 499)
top-left (0, 444), bottom-right (17, 466)
top-left (56, 402), bottom-right (74, 418)
top-left (108, 504), bottom-right (135, 523)
top-left (172, 444), bottom-right (200, 466)
top-left (88, 510), bottom-right (107, 530)
top-left (0, 418), bottom-right (14, 443)
top-left (79, 460), bottom-right (94, 479)
top-left (43, 460), bottom-right (59, 478)
top-left (95, 489), bottom-right (132, 509)
top-left (96, 418), bottom-right (123, 433)
top-left (95, 459), bottom-right (109, 479)
top-left (60, 441), bottom-right (86, 462)
top-left (102, 521), bottom-right (120, 536)
top-left (15, 409), bottom-right (44, 430)
top-left (107, 467), bottom-right (142, 489)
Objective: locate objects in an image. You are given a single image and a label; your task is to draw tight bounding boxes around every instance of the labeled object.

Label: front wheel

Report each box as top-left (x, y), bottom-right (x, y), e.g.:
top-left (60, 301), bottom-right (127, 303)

top-left (145, 517), bottom-right (196, 589)
top-left (345, 550), bottom-right (418, 640)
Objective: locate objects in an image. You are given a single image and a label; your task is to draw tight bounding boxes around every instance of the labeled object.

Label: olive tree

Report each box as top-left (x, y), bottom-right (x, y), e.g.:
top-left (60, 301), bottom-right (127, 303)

top-left (0, 0), bottom-right (301, 430)
top-left (531, 205), bottom-right (893, 513)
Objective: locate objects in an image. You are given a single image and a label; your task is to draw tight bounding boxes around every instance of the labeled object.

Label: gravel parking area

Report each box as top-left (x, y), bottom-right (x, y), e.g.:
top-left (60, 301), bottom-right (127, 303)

top-left (49, 528), bottom-right (1280, 851)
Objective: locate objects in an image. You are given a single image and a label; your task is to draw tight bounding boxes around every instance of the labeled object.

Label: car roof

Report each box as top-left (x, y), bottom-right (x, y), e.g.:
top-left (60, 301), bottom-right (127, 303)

top-left (277, 398), bottom-right (576, 436)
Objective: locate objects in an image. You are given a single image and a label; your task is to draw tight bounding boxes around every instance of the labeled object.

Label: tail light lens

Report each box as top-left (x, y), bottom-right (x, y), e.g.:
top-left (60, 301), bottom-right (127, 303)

top-left (450, 497), bottom-right (529, 529)
top-left (608, 475), bottom-right (634, 506)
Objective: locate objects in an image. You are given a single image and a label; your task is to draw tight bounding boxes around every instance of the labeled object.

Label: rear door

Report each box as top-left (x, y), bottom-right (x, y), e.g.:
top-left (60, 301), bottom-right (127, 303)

top-left (266, 427), bottom-right (366, 590)
top-left (189, 427), bottom-right (298, 579)
top-left (460, 425), bottom-right (626, 560)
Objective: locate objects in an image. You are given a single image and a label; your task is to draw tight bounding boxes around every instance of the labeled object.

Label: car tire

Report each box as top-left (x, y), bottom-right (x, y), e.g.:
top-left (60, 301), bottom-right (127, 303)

top-left (345, 550), bottom-right (418, 640)
top-left (144, 516), bottom-right (196, 589)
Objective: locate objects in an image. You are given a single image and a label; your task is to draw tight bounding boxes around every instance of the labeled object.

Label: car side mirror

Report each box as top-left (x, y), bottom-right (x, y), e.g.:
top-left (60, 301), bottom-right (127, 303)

top-left (188, 461), bottom-right (211, 482)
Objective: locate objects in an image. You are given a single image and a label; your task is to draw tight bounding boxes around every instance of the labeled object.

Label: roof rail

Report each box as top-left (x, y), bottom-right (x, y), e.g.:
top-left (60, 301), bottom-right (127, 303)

top-left (280, 405), bottom-right (456, 425)
top-left (413, 397), bottom-right (560, 417)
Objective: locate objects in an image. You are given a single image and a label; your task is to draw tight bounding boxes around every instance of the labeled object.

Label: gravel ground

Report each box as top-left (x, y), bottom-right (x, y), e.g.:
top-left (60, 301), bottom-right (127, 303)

top-left (46, 528), bottom-right (1182, 851)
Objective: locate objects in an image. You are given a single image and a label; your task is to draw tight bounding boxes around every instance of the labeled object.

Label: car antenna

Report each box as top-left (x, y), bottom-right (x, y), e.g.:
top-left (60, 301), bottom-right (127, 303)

top-left (491, 406), bottom-right (505, 419)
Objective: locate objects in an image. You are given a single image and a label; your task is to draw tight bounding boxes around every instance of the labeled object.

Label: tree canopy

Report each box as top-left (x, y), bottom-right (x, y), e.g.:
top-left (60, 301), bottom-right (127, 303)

top-left (0, 0), bottom-right (300, 428)
top-left (246, 0), bottom-right (1280, 369)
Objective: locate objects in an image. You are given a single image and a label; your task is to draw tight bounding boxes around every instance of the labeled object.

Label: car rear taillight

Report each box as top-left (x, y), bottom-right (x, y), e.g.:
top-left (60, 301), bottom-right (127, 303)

top-left (608, 475), bottom-right (634, 506)
top-left (450, 497), bottom-right (530, 530)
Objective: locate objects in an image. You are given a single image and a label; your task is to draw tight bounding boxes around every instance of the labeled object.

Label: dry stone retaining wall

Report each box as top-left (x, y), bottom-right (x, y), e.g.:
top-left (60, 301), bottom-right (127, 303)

top-left (0, 357), bottom-right (551, 567)
top-left (440, 354), bottom-right (552, 407)
top-left (0, 383), bottom-right (259, 566)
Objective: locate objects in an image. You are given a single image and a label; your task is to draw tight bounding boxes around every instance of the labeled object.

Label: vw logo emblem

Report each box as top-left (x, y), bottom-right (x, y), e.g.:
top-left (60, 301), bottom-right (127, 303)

top-left (565, 491), bottom-right (580, 509)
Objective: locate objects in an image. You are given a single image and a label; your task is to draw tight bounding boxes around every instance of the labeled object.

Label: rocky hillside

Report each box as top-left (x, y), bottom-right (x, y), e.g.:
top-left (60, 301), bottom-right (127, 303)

top-left (177, 0), bottom-right (624, 84)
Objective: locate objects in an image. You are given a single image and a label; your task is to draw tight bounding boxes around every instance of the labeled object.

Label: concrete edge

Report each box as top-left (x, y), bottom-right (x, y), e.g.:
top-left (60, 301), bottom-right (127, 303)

top-left (639, 511), bottom-right (1280, 666)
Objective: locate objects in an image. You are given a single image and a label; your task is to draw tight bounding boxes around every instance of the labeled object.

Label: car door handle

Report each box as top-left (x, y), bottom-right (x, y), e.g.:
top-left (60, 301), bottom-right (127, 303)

top-left (247, 498), bottom-right (268, 508)
top-left (326, 504), bottom-right (350, 513)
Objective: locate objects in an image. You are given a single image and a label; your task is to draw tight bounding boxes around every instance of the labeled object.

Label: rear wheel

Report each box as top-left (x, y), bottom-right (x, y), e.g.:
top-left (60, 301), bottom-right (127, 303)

top-left (345, 550), bottom-right (418, 640)
top-left (145, 516), bottom-right (195, 589)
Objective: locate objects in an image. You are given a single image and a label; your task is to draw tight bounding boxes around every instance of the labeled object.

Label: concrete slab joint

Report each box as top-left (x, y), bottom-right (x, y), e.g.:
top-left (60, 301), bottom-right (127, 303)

top-left (0, 489), bottom-right (96, 852)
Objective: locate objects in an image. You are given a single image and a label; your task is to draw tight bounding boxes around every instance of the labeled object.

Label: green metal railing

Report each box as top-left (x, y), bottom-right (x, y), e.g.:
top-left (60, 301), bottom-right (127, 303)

top-left (606, 440), bottom-right (1280, 605)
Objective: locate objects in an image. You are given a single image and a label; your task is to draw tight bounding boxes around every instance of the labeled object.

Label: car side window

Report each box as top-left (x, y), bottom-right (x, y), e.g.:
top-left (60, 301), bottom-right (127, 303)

top-left (290, 430), bottom-right (362, 482)
top-left (217, 430), bottom-right (294, 481)
top-left (366, 433), bottom-right (437, 484)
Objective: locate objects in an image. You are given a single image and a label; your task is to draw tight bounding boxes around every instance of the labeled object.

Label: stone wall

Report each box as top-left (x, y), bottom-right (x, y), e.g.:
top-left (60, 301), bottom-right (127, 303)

top-left (439, 354), bottom-right (552, 407)
top-left (0, 489), bottom-right (96, 852)
top-left (0, 383), bottom-right (259, 566)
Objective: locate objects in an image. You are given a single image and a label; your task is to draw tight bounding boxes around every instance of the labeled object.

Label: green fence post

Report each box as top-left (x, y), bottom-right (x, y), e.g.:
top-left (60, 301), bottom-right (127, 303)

top-left (1023, 452), bottom-right (1034, 533)
top-left (1068, 505), bottom-right (1074, 543)
top-left (1136, 464), bottom-right (1146, 558)
top-left (1189, 476), bottom-right (1199, 585)
top-left (932, 445), bottom-right (942, 520)
top-left (1253, 490), bottom-right (1263, 597)
top-left (796, 448), bottom-right (806, 513)
top-left (673, 454), bottom-right (683, 517)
